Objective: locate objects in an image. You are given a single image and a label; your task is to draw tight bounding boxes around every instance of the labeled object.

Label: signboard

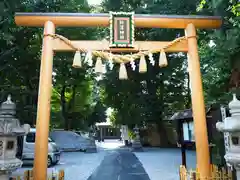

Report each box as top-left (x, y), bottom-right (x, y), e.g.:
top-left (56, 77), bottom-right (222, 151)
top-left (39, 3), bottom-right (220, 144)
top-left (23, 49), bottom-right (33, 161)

top-left (109, 11), bottom-right (135, 48)
top-left (183, 121), bottom-right (195, 142)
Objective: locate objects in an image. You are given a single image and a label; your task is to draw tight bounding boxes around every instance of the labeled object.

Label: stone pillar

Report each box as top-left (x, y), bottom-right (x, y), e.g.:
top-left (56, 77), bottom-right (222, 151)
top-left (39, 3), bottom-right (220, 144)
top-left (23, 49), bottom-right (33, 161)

top-left (121, 125), bottom-right (129, 146)
top-left (131, 125), bottom-right (143, 152)
top-left (216, 94), bottom-right (240, 179)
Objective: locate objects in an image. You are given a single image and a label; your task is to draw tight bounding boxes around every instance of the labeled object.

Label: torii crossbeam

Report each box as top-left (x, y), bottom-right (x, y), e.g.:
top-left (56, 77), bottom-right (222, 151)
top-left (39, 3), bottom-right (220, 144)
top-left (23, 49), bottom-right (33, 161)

top-left (15, 12), bottom-right (222, 180)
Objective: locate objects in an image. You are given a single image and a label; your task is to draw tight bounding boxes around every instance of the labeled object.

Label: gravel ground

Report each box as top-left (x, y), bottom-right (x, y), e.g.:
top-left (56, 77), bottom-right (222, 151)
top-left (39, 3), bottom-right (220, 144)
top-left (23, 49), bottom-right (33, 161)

top-left (134, 148), bottom-right (196, 180)
top-left (12, 150), bottom-right (107, 180)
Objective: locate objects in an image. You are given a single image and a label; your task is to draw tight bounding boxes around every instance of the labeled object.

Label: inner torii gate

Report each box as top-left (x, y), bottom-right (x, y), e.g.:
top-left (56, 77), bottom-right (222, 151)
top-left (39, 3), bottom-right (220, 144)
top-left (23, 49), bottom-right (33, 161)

top-left (15, 12), bottom-right (222, 180)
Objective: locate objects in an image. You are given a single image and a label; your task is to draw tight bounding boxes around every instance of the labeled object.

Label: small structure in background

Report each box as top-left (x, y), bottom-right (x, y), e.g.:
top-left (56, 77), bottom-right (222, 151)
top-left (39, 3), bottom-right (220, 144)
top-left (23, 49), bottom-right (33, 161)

top-left (96, 122), bottom-right (121, 142)
top-left (216, 94), bottom-right (240, 178)
top-left (0, 95), bottom-right (30, 180)
top-left (131, 125), bottom-right (143, 152)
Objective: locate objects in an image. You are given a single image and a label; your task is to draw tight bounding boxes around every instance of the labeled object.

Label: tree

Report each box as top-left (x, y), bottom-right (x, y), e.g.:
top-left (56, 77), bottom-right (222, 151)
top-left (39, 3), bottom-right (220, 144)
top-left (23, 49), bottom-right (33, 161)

top-left (99, 0), bottom-right (198, 145)
top-left (0, 0), bottom-right (104, 129)
top-left (86, 101), bottom-right (107, 127)
top-left (197, 0), bottom-right (240, 103)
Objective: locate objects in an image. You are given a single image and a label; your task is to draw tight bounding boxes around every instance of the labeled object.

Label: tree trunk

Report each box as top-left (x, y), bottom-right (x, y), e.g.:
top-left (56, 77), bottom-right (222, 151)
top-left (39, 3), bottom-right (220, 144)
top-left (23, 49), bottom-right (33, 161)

top-left (67, 85), bottom-right (77, 130)
top-left (60, 85), bottom-right (68, 130)
top-left (157, 72), bottom-right (169, 147)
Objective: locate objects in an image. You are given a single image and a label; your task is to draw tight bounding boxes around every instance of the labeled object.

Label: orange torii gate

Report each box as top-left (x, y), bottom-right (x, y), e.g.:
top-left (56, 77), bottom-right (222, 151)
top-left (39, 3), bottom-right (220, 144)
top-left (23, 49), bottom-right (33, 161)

top-left (15, 12), bottom-right (222, 180)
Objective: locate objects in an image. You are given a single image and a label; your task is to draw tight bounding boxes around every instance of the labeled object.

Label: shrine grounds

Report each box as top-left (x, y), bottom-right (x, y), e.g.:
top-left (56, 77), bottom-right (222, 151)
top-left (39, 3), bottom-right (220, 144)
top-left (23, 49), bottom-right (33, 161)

top-left (12, 140), bottom-right (196, 180)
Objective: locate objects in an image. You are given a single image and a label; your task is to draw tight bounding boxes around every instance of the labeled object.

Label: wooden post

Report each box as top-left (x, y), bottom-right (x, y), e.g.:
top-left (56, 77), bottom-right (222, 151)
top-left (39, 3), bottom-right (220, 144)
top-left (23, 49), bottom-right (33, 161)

top-left (33, 21), bottom-right (55, 180)
top-left (180, 121), bottom-right (187, 167)
top-left (185, 23), bottom-right (210, 178)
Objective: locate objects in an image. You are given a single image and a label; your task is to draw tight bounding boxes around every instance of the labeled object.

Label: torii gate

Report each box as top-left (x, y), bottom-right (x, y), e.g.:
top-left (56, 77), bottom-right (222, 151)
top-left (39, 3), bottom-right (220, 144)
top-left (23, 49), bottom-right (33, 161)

top-left (15, 12), bottom-right (222, 180)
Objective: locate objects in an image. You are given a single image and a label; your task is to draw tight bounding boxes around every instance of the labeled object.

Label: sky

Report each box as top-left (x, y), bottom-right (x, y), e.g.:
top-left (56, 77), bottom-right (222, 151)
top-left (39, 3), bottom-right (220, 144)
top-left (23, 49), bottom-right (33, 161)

top-left (88, 0), bottom-right (102, 5)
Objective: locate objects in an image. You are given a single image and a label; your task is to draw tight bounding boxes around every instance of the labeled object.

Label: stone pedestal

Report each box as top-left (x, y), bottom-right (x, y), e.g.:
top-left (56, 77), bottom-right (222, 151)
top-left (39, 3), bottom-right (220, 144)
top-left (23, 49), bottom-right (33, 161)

top-left (131, 126), bottom-right (143, 152)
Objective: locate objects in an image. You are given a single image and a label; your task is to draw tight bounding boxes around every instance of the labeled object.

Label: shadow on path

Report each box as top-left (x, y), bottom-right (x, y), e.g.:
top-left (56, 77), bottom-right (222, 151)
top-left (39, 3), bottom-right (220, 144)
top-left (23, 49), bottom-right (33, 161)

top-left (87, 149), bottom-right (150, 180)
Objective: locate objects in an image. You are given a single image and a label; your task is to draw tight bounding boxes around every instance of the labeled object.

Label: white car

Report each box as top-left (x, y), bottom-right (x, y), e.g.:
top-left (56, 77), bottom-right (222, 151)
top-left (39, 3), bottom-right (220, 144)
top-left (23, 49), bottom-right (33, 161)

top-left (22, 128), bottom-right (61, 167)
top-left (49, 130), bottom-right (91, 152)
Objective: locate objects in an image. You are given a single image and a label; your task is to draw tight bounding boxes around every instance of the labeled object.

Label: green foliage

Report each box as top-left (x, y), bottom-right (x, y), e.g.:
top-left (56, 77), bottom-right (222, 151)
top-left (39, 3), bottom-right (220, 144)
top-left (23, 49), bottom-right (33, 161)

top-left (100, 0), bottom-right (195, 130)
top-left (1, 0), bottom-right (239, 136)
top-left (197, 0), bottom-right (240, 104)
top-left (0, 0), bottom-right (106, 129)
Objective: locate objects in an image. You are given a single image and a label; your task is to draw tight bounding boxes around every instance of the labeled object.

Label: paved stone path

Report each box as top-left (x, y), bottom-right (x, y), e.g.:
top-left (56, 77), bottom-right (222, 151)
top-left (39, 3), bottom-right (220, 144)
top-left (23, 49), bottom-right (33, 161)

top-left (87, 149), bottom-right (150, 180)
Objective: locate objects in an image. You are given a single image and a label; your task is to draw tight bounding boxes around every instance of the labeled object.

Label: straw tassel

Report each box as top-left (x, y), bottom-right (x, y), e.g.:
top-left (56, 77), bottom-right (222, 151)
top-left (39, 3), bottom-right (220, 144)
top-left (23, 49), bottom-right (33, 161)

top-left (72, 51), bottom-right (82, 68)
top-left (119, 63), bottom-right (128, 80)
top-left (95, 57), bottom-right (103, 73)
top-left (159, 49), bottom-right (168, 67)
top-left (139, 55), bottom-right (147, 73)
top-left (85, 51), bottom-right (93, 66)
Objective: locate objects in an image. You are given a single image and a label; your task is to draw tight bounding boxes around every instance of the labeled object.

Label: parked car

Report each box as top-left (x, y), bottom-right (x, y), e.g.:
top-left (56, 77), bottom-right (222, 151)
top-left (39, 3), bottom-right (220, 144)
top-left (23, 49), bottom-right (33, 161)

top-left (49, 130), bottom-right (91, 152)
top-left (22, 128), bottom-right (61, 167)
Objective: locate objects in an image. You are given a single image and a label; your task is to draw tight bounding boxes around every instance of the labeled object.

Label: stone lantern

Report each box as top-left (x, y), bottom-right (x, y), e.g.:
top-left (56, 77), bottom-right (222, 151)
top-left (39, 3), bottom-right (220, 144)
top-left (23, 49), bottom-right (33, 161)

top-left (85, 125), bottom-right (97, 153)
top-left (216, 94), bottom-right (240, 178)
top-left (0, 95), bottom-right (30, 180)
top-left (131, 125), bottom-right (143, 152)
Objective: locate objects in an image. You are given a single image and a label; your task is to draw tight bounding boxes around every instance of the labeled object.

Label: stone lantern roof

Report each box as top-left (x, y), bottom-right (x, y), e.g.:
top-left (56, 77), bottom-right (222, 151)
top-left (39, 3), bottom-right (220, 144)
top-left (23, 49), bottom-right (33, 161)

top-left (216, 94), bottom-right (240, 132)
top-left (229, 94), bottom-right (240, 116)
top-left (0, 95), bottom-right (30, 136)
top-left (0, 95), bottom-right (16, 115)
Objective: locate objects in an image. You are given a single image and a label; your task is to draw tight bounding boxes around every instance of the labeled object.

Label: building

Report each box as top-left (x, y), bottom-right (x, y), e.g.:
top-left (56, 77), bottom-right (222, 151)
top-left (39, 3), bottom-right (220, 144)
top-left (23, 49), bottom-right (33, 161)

top-left (95, 122), bottom-right (121, 141)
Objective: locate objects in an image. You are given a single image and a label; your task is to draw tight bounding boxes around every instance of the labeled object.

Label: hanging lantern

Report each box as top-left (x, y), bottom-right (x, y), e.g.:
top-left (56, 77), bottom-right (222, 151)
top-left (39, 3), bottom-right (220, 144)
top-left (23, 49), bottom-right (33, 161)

top-left (119, 63), bottom-right (128, 80)
top-left (72, 51), bottom-right (82, 68)
top-left (95, 57), bottom-right (103, 73)
top-left (139, 55), bottom-right (147, 73)
top-left (159, 49), bottom-right (168, 67)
